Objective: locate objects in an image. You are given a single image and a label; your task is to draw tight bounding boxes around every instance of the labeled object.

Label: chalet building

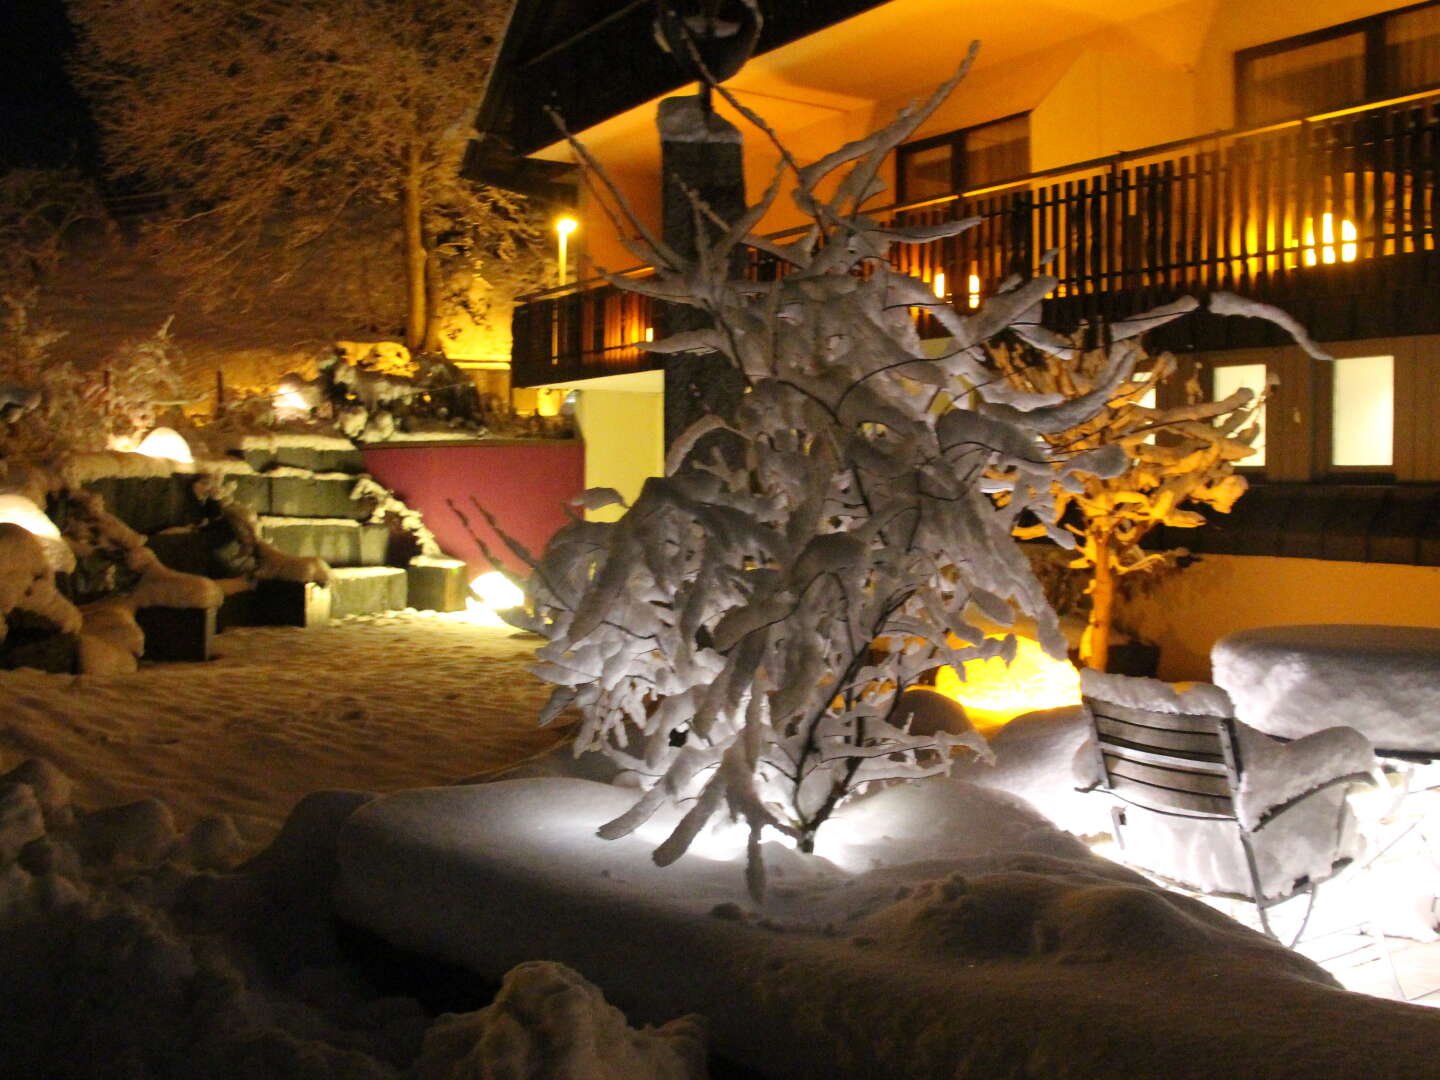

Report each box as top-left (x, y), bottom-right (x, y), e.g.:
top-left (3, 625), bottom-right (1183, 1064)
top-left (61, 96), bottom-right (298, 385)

top-left (472, 0), bottom-right (1440, 678)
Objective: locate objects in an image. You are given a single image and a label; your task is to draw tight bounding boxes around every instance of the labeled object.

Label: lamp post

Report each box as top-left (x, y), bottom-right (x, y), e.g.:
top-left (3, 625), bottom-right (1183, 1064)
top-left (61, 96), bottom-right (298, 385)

top-left (555, 216), bottom-right (577, 287)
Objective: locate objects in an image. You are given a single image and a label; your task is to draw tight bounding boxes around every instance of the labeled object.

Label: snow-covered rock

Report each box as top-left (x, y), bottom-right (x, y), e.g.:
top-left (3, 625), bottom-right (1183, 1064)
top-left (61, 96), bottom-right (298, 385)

top-left (410, 961), bottom-right (707, 1080)
top-left (2, 758), bottom-right (75, 831)
top-left (77, 798), bottom-right (178, 865)
top-left (0, 783), bottom-right (46, 864)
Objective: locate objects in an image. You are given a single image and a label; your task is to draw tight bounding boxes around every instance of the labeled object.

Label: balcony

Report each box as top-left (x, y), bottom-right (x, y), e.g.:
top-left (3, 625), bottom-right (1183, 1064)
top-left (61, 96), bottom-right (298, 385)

top-left (511, 91), bottom-right (1440, 389)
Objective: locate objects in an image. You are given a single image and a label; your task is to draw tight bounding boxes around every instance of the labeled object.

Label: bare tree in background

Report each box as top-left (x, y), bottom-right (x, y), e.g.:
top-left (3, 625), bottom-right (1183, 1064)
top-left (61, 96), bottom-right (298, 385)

top-left (68, 0), bottom-right (539, 353)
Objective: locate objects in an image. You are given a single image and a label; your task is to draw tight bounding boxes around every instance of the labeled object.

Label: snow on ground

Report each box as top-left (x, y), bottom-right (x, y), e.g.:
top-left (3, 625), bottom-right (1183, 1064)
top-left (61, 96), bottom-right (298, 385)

top-left (4, 613), bottom-right (1440, 1077)
top-left (337, 774), bottom-right (1440, 1080)
top-left (0, 611), bottom-right (570, 850)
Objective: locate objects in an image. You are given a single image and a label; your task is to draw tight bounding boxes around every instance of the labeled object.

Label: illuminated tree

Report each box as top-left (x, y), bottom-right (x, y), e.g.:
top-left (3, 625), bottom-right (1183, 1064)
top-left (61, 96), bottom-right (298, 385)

top-left (68, 0), bottom-right (539, 352)
top-left (997, 317), bottom-right (1288, 673)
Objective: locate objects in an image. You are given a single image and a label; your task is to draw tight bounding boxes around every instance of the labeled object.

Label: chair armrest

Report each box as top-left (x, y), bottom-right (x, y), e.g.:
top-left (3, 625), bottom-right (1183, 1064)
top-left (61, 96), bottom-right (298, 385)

top-left (1234, 721), bottom-right (1376, 831)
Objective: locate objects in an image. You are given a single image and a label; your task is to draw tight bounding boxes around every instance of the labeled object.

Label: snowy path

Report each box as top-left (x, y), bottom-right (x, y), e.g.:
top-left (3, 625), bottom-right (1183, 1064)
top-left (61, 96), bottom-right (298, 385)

top-left (0, 611), bottom-right (567, 849)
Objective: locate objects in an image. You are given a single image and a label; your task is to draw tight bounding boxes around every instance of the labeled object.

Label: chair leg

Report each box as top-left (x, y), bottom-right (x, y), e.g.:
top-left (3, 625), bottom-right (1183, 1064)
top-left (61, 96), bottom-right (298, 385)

top-left (1282, 882), bottom-right (1321, 949)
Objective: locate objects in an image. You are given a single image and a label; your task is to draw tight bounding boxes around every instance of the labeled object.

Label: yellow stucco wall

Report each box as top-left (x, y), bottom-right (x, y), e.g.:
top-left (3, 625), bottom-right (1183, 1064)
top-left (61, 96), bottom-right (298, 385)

top-left (1120, 554), bottom-right (1440, 681)
top-left (574, 388), bottom-right (665, 523)
top-left (558, 0), bottom-right (1409, 274)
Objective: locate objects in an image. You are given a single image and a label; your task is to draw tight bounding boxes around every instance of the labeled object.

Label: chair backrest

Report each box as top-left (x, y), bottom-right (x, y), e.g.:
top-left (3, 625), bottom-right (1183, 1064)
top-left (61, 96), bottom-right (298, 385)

top-left (1084, 696), bottom-right (1243, 822)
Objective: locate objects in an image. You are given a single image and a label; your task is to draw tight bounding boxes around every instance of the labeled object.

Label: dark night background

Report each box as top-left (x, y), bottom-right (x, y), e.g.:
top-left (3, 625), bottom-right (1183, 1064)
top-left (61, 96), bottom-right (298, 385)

top-left (2, 0), bottom-right (96, 171)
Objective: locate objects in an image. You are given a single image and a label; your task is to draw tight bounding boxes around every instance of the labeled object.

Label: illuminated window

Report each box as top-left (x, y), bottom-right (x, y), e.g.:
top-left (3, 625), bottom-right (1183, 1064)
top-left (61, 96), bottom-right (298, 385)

top-left (1331, 355), bottom-right (1394, 467)
top-left (1212, 363), bottom-right (1267, 467)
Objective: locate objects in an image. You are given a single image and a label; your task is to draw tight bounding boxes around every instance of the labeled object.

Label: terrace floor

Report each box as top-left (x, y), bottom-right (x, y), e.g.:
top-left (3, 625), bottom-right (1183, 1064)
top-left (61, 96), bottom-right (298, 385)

top-left (1182, 779), bottom-right (1440, 1006)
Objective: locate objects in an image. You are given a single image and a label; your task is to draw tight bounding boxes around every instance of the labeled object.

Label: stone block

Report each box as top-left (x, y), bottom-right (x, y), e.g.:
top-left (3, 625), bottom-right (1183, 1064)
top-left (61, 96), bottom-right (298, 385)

top-left (259, 518), bottom-right (363, 566)
top-left (145, 528), bottom-right (212, 576)
top-left (82, 475), bottom-right (204, 535)
top-left (269, 475), bottom-right (366, 520)
top-left (406, 559), bottom-right (469, 612)
top-left (250, 580), bottom-right (332, 628)
top-left (0, 628), bottom-right (78, 673)
top-left (243, 445), bottom-right (366, 474)
top-left (136, 605), bottom-right (216, 663)
top-left (358, 523), bottom-right (392, 566)
top-left (226, 473), bottom-right (271, 515)
top-left (328, 567), bottom-right (408, 618)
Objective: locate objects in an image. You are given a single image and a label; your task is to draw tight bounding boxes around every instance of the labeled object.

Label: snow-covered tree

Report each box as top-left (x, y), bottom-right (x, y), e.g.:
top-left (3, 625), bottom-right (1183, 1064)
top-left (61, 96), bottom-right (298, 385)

top-left (996, 333), bottom-right (1268, 673)
top-left (482, 55), bottom-right (1163, 894)
top-left (67, 0), bottom-right (541, 353)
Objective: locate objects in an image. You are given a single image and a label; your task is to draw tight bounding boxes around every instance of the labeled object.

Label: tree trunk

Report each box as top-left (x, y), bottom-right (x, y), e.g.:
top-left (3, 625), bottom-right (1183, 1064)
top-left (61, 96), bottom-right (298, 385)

top-left (402, 146), bottom-right (427, 353)
top-left (421, 243), bottom-right (444, 355)
top-left (1084, 533), bottom-right (1114, 672)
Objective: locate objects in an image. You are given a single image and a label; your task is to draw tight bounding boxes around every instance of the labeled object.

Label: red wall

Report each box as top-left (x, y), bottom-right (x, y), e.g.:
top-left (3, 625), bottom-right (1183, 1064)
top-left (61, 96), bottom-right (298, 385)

top-left (361, 440), bottom-right (584, 578)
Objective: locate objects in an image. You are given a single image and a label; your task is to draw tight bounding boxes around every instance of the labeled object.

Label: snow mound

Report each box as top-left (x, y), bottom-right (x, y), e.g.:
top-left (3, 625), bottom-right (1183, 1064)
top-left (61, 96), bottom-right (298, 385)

top-left (856, 860), bottom-right (1273, 965)
top-left (411, 961), bottom-right (707, 1080)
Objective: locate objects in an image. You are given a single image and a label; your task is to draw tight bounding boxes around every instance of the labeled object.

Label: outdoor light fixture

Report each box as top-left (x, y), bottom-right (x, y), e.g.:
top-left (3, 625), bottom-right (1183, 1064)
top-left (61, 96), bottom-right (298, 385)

top-left (643, 326), bottom-right (655, 342)
top-left (555, 216), bottom-right (578, 286)
top-left (0, 493), bottom-right (62, 540)
top-left (932, 270), bottom-right (947, 299)
top-left (467, 570), bottom-right (525, 627)
top-left (967, 272), bottom-right (981, 309)
top-left (133, 426), bottom-right (194, 464)
top-left (932, 636), bottom-right (1081, 733)
top-left (0, 493), bottom-right (73, 572)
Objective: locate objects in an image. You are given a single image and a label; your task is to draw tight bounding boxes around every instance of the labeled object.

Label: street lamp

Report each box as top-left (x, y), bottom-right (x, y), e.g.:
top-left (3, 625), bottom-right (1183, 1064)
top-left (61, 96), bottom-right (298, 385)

top-left (555, 216), bottom-right (578, 286)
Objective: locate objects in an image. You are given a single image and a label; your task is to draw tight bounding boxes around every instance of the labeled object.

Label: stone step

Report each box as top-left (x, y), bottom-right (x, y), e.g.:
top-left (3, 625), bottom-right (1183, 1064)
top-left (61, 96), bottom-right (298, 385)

top-left (328, 567), bottom-right (408, 618)
top-left (228, 472), bottom-right (372, 521)
top-left (239, 438), bottom-right (366, 476)
top-left (258, 516), bottom-right (391, 567)
top-left (79, 476), bottom-right (204, 535)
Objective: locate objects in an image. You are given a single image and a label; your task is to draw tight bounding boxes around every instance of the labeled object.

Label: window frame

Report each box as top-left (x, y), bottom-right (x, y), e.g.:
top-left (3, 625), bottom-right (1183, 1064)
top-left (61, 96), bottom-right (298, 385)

top-left (1234, 1), bottom-right (1440, 127)
top-left (896, 111), bottom-right (1031, 205)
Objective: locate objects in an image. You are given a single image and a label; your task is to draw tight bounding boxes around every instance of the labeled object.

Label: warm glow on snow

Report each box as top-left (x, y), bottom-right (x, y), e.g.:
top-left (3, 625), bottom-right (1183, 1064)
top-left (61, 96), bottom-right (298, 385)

top-left (0, 494), bottom-right (63, 539)
top-left (932, 636), bottom-right (1081, 733)
top-left (134, 426), bottom-right (194, 463)
top-left (467, 571), bottom-right (525, 626)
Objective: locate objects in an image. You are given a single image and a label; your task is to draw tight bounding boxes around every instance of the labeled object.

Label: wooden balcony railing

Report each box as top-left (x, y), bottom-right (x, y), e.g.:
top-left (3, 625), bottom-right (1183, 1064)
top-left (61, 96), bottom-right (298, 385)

top-left (513, 91), bottom-right (1440, 387)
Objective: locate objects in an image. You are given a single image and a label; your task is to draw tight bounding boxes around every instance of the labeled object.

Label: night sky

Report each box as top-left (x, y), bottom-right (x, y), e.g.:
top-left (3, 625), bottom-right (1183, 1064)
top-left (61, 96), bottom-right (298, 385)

top-left (1, 0), bottom-right (96, 171)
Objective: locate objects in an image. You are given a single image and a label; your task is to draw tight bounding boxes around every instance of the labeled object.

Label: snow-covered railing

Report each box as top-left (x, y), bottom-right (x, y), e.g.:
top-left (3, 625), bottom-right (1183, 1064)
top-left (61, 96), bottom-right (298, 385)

top-left (512, 88), bottom-right (1440, 387)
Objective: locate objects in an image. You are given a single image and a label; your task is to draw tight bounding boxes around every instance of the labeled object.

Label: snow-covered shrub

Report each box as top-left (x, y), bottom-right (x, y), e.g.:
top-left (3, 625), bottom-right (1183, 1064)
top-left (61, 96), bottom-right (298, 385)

top-left (491, 57), bottom-right (1225, 895)
top-left (0, 292), bottom-right (187, 463)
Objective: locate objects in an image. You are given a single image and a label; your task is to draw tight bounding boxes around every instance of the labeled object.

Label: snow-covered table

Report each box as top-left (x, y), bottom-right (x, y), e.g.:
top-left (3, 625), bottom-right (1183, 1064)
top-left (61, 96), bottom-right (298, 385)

top-left (1211, 625), bottom-right (1440, 757)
